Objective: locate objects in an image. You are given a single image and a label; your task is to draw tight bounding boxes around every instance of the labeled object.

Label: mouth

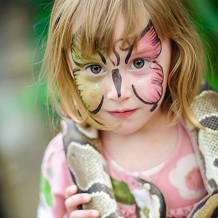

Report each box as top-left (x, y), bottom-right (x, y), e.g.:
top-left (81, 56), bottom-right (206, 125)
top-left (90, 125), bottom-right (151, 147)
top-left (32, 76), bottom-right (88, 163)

top-left (108, 109), bottom-right (138, 119)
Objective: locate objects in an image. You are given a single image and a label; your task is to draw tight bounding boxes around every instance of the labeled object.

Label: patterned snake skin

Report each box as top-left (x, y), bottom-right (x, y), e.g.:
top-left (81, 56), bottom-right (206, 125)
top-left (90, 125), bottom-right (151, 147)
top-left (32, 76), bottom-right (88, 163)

top-left (61, 90), bottom-right (218, 218)
top-left (61, 120), bottom-right (120, 217)
top-left (187, 90), bottom-right (218, 218)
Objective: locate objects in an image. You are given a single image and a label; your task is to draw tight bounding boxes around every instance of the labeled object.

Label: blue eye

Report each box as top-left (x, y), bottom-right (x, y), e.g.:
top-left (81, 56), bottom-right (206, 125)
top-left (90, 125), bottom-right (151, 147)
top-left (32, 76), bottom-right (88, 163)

top-left (130, 58), bottom-right (150, 70)
top-left (86, 64), bottom-right (104, 74)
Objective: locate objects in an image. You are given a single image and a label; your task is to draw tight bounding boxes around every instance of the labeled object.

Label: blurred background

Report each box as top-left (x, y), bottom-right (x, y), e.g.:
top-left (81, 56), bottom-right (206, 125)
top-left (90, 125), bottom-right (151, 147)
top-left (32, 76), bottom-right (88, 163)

top-left (0, 0), bottom-right (217, 217)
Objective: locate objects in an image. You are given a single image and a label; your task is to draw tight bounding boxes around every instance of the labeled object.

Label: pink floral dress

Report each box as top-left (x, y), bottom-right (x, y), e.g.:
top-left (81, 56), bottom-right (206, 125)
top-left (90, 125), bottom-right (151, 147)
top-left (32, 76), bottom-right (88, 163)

top-left (37, 124), bottom-right (207, 218)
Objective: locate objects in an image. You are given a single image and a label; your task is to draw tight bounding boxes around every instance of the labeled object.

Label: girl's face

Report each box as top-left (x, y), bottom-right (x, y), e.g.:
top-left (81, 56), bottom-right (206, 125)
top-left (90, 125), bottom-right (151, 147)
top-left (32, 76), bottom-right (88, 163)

top-left (71, 13), bottom-right (171, 134)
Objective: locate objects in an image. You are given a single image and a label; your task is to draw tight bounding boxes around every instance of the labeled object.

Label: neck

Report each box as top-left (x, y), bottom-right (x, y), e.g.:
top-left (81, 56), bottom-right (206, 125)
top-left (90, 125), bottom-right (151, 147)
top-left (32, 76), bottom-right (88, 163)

top-left (99, 111), bottom-right (178, 171)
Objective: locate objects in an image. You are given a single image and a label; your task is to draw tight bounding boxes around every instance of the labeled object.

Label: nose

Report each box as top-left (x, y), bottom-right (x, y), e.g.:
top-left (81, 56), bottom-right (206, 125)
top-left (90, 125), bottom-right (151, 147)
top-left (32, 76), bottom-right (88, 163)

top-left (107, 68), bottom-right (132, 101)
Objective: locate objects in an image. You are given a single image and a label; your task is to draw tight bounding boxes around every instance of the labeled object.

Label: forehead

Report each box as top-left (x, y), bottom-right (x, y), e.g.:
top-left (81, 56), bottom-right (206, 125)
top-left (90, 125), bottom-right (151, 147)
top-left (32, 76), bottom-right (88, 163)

top-left (71, 10), bottom-right (152, 57)
top-left (113, 12), bottom-right (151, 43)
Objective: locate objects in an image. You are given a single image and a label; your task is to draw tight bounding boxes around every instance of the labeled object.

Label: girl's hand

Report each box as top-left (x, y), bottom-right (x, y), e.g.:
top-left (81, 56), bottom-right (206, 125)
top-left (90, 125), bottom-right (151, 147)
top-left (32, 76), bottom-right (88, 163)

top-left (65, 185), bottom-right (100, 218)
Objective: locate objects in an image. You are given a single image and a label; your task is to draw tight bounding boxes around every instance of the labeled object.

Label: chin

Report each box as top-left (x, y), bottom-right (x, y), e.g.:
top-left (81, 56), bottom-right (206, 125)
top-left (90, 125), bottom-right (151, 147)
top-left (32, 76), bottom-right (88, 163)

top-left (112, 120), bottom-right (147, 135)
top-left (97, 110), bottom-right (153, 134)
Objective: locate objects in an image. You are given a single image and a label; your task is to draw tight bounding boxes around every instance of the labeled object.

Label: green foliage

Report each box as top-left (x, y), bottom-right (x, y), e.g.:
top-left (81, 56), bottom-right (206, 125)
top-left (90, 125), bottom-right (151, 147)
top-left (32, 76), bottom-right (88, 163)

top-left (31, 0), bottom-right (54, 118)
top-left (184, 0), bottom-right (218, 90)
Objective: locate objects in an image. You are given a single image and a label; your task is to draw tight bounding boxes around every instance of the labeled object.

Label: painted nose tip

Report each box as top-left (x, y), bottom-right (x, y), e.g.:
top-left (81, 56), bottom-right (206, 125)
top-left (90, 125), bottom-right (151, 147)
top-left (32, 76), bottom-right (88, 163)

top-left (112, 69), bottom-right (122, 98)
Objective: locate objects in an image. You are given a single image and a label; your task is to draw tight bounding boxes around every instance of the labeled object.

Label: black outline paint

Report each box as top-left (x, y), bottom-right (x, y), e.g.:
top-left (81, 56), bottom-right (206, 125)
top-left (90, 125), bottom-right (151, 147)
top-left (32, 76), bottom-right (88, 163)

top-left (125, 44), bottom-right (134, 64)
top-left (129, 20), bottom-right (162, 112)
top-left (113, 47), bottom-right (120, 66)
top-left (73, 20), bottom-right (163, 114)
top-left (140, 19), bottom-right (161, 59)
top-left (98, 51), bottom-right (107, 65)
top-left (132, 85), bottom-right (159, 112)
top-left (73, 68), bottom-right (81, 75)
top-left (73, 59), bottom-right (83, 67)
top-left (90, 95), bottom-right (104, 114)
top-left (112, 69), bottom-right (122, 98)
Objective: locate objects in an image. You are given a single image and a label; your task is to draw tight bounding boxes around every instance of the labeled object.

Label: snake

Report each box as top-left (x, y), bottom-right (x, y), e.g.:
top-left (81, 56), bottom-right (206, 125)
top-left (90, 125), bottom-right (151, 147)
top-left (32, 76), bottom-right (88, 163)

top-left (61, 90), bottom-right (218, 218)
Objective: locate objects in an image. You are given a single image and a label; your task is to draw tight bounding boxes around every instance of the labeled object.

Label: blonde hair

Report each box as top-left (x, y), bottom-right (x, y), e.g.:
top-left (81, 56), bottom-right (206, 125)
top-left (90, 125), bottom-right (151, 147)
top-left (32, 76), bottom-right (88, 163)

top-left (42, 0), bottom-right (204, 129)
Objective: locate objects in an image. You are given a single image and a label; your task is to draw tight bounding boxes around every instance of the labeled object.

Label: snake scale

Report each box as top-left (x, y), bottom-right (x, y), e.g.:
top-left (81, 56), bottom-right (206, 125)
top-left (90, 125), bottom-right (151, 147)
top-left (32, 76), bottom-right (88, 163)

top-left (61, 90), bottom-right (218, 218)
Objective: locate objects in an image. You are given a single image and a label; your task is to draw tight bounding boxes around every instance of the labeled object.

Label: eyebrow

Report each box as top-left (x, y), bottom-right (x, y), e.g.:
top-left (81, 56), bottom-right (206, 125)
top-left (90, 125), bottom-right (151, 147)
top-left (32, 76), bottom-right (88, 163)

top-left (72, 52), bottom-right (107, 67)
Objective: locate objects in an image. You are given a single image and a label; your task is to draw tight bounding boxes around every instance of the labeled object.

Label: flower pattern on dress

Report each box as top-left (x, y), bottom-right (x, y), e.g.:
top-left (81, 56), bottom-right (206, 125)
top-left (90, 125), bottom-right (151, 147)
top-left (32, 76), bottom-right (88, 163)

top-left (185, 167), bottom-right (205, 191)
top-left (169, 153), bottom-right (207, 199)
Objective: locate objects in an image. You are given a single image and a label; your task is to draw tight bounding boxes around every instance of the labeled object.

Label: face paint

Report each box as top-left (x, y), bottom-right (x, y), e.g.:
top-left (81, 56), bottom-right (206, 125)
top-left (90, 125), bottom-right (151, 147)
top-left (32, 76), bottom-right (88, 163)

top-left (98, 51), bottom-right (107, 65)
top-left (72, 40), bottom-right (125, 114)
top-left (137, 20), bottom-right (161, 59)
top-left (71, 20), bottom-right (163, 114)
top-left (74, 70), bottom-right (105, 114)
top-left (129, 20), bottom-right (163, 112)
top-left (132, 62), bottom-right (163, 112)
top-left (112, 69), bottom-right (122, 97)
top-left (125, 44), bottom-right (134, 64)
top-left (72, 50), bottom-right (106, 114)
top-left (112, 47), bottom-right (121, 66)
top-left (89, 84), bottom-right (104, 114)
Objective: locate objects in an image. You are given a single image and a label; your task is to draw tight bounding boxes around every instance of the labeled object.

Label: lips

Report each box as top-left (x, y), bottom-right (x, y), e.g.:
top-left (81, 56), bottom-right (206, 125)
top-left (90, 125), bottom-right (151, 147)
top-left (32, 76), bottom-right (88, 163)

top-left (108, 109), bottom-right (137, 119)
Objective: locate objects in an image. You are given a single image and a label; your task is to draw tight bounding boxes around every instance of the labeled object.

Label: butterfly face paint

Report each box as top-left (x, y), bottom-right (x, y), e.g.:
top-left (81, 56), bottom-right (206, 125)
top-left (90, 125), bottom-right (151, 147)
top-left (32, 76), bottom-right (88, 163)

top-left (71, 20), bottom-right (164, 114)
top-left (127, 20), bottom-right (163, 112)
top-left (72, 52), bottom-right (106, 114)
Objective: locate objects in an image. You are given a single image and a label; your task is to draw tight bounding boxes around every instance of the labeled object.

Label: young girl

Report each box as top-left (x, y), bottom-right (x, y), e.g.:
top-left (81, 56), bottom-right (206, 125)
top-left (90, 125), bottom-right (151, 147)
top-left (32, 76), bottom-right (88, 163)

top-left (37, 0), bottom-right (218, 217)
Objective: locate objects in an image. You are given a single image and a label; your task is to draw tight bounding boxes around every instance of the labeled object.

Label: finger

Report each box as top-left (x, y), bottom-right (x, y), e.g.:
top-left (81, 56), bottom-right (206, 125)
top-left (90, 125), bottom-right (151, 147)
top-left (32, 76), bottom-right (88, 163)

top-left (65, 185), bottom-right (78, 198)
top-left (69, 209), bottom-right (100, 218)
top-left (65, 193), bottom-right (91, 212)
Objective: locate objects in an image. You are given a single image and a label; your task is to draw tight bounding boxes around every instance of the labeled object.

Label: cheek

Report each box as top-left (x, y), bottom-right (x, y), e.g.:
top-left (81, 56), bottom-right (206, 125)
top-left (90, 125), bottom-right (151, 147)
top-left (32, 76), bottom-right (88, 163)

top-left (88, 83), bottom-right (105, 106)
top-left (75, 74), bottom-right (105, 109)
top-left (132, 63), bottom-right (164, 103)
top-left (134, 78), bottom-right (160, 102)
top-left (134, 77), bottom-right (151, 97)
